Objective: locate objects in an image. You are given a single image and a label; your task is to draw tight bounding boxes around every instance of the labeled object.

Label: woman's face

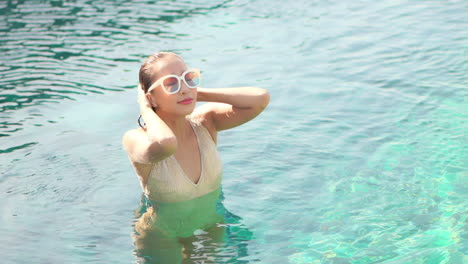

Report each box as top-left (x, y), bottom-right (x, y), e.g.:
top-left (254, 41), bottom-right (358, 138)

top-left (146, 55), bottom-right (197, 116)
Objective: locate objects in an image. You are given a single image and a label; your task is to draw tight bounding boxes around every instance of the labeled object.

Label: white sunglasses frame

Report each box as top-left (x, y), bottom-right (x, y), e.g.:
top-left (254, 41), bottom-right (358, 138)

top-left (146, 68), bottom-right (201, 94)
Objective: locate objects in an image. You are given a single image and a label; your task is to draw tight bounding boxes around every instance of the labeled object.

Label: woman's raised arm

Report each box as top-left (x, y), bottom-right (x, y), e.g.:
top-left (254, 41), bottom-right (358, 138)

top-left (122, 87), bottom-right (177, 164)
top-left (195, 87), bottom-right (270, 131)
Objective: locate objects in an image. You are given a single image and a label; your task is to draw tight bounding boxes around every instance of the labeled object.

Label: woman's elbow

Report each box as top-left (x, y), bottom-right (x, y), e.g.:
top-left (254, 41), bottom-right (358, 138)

top-left (256, 87), bottom-right (270, 110)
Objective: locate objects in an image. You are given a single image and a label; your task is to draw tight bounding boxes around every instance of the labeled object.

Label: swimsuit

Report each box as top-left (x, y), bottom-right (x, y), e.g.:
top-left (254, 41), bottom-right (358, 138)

top-left (143, 116), bottom-right (223, 203)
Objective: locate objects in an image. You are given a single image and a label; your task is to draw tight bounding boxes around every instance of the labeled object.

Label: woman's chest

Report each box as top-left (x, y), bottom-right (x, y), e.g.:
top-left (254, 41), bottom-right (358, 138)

top-left (172, 137), bottom-right (202, 185)
top-left (145, 148), bottom-right (223, 203)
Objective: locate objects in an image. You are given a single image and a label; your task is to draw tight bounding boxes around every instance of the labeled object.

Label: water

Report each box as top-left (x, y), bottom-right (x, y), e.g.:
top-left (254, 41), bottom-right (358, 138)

top-left (1, 0), bottom-right (466, 263)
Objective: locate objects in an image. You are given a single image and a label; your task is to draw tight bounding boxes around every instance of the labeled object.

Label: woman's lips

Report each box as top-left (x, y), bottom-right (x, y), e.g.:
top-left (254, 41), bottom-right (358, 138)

top-left (178, 98), bottom-right (193, 105)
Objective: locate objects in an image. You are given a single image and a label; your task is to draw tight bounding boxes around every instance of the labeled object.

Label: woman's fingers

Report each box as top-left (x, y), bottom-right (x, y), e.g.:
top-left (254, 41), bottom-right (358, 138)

top-left (137, 85), bottom-right (146, 103)
top-left (138, 85), bottom-right (157, 110)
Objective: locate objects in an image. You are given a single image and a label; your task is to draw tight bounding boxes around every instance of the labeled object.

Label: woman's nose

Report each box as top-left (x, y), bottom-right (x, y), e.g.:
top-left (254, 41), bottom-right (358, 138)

top-left (179, 81), bottom-right (190, 94)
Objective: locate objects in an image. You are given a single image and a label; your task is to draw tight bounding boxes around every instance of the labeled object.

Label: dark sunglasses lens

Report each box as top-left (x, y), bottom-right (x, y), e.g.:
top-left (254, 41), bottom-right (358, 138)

top-left (184, 71), bottom-right (200, 88)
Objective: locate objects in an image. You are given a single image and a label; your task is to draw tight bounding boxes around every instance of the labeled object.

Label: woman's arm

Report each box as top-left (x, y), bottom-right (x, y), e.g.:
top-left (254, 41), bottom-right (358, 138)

top-left (195, 87), bottom-right (270, 131)
top-left (122, 88), bottom-right (177, 164)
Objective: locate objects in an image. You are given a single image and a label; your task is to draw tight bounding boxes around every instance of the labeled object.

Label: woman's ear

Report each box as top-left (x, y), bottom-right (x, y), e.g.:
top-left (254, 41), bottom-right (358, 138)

top-left (146, 93), bottom-right (158, 108)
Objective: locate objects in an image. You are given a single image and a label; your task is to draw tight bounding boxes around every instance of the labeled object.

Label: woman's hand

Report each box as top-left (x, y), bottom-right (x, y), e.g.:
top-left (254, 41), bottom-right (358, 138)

top-left (138, 85), bottom-right (156, 112)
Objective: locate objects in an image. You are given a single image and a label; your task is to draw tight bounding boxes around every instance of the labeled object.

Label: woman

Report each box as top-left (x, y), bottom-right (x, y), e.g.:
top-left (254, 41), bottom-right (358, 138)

top-left (123, 51), bottom-right (269, 263)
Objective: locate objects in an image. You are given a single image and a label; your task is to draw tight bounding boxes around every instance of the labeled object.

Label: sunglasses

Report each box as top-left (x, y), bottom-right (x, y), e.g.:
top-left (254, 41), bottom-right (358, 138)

top-left (146, 68), bottom-right (201, 94)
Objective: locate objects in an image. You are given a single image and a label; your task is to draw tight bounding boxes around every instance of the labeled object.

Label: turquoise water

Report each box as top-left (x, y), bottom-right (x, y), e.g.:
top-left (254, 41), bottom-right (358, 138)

top-left (1, 0), bottom-right (467, 263)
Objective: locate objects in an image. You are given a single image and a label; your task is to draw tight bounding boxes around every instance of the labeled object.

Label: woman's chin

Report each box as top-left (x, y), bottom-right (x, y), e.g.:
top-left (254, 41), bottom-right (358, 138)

top-left (176, 106), bottom-right (195, 116)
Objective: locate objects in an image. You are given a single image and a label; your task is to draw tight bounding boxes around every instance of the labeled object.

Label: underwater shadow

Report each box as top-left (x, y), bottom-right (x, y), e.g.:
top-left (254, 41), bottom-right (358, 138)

top-left (131, 187), bottom-right (254, 264)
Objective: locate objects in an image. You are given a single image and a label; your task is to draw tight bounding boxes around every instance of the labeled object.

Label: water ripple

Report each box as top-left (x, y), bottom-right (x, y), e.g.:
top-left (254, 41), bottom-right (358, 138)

top-left (0, 0), bottom-right (232, 135)
top-left (1, 0), bottom-right (467, 263)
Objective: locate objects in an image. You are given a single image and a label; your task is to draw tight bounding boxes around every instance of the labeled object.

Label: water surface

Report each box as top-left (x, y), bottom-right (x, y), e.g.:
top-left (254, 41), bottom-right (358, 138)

top-left (1, 0), bottom-right (467, 263)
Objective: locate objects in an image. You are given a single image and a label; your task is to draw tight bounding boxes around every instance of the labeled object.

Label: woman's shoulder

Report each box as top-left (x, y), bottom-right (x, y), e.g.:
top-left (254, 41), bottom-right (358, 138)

top-left (123, 127), bottom-right (144, 141)
top-left (122, 127), bottom-right (146, 152)
top-left (190, 106), bottom-right (218, 143)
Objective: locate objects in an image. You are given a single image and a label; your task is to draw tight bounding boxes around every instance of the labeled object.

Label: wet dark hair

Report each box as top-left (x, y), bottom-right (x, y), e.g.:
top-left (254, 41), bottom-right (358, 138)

top-left (137, 51), bottom-right (181, 128)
